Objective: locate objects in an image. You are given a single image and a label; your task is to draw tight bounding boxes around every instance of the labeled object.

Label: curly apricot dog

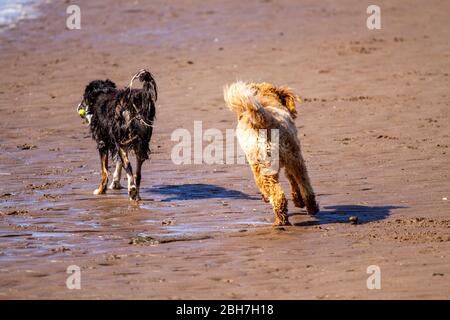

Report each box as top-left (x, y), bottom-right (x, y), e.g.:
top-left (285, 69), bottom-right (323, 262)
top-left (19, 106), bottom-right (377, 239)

top-left (224, 81), bottom-right (319, 225)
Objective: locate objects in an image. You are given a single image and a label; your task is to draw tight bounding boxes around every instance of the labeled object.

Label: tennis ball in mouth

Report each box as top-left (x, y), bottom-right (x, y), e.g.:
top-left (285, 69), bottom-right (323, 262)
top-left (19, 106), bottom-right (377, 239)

top-left (78, 109), bottom-right (86, 118)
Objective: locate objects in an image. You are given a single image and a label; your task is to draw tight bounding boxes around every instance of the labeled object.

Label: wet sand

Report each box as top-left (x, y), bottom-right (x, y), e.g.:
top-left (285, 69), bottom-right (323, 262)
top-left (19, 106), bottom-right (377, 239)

top-left (0, 0), bottom-right (449, 299)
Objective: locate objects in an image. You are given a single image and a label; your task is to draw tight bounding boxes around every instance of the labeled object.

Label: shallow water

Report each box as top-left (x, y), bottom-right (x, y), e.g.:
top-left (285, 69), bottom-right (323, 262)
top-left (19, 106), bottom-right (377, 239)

top-left (0, 0), bottom-right (41, 31)
top-left (0, 151), bottom-right (273, 263)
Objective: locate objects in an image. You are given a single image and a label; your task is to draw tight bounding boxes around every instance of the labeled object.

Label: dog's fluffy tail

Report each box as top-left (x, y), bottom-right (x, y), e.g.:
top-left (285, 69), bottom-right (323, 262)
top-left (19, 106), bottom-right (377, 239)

top-left (223, 81), bottom-right (268, 127)
top-left (129, 69), bottom-right (158, 101)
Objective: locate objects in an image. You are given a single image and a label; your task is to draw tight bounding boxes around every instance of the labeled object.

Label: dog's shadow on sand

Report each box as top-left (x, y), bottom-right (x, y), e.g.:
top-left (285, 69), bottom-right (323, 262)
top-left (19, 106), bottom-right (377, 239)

top-left (293, 205), bottom-right (406, 226)
top-left (146, 183), bottom-right (259, 202)
top-left (143, 184), bottom-right (404, 225)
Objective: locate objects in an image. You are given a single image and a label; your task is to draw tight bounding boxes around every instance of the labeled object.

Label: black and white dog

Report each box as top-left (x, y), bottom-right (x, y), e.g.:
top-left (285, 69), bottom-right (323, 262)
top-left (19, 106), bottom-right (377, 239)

top-left (77, 69), bottom-right (157, 201)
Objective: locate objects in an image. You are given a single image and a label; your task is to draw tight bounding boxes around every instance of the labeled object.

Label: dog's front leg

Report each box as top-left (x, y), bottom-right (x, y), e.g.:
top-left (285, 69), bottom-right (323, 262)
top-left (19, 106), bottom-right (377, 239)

top-left (93, 150), bottom-right (109, 195)
top-left (251, 164), bottom-right (270, 203)
top-left (251, 164), bottom-right (290, 226)
top-left (108, 162), bottom-right (123, 190)
top-left (263, 174), bottom-right (290, 226)
top-left (119, 148), bottom-right (140, 201)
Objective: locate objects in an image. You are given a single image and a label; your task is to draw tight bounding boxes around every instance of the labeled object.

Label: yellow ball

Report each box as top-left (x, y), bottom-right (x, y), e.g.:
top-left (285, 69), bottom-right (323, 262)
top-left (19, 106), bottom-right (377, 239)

top-left (78, 108), bottom-right (86, 118)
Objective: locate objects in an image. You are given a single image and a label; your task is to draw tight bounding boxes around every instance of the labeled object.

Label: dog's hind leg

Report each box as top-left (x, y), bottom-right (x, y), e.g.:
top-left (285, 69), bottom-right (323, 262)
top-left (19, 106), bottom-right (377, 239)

top-left (108, 162), bottom-right (123, 190)
top-left (290, 160), bottom-right (319, 215)
top-left (134, 156), bottom-right (144, 198)
top-left (119, 148), bottom-right (140, 201)
top-left (285, 170), bottom-right (305, 208)
top-left (93, 150), bottom-right (109, 195)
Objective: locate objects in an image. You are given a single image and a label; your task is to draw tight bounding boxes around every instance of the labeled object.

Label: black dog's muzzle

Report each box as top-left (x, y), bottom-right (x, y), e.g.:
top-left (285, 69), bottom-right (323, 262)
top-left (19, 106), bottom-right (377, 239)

top-left (77, 100), bottom-right (92, 124)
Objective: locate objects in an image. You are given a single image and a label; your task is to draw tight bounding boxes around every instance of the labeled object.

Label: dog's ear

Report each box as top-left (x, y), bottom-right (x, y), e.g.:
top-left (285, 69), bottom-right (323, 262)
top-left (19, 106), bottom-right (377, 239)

top-left (251, 83), bottom-right (300, 119)
top-left (274, 86), bottom-right (300, 119)
top-left (103, 79), bottom-right (116, 89)
top-left (84, 79), bottom-right (116, 105)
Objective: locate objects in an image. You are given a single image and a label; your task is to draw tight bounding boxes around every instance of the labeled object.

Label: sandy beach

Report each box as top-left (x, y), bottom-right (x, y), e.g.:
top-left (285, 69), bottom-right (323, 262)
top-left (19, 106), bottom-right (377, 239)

top-left (0, 0), bottom-right (449, 299)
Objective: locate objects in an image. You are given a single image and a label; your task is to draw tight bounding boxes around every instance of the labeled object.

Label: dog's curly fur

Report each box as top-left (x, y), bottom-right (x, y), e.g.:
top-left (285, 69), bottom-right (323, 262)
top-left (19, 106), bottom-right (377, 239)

top-left (78, 69), bottom-right (157, 201)
top-left (224, 81), bottom-right (319, 225)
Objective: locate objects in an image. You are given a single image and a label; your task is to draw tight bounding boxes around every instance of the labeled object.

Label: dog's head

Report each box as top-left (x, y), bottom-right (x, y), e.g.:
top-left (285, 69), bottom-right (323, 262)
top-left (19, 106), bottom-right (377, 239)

top-left (77, 79), bottom-right (116, 124)
top-left (250, 82), bottom-right (301, 119)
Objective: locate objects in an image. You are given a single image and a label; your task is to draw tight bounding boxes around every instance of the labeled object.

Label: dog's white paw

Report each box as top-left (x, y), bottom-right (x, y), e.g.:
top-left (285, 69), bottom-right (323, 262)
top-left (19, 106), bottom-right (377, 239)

top-left (93, 188), bottom-right (104, 195)
top-left (128, 186), bottom-right (140, 201)
top-left (108, 181), bottom-right (123, 190)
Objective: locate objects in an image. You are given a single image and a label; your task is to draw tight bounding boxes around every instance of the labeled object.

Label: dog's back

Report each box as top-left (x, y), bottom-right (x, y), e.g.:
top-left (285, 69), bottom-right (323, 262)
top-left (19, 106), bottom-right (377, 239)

top-left (89, 70), bottom-right (157, 160)
top-left (117, 71), bottom-right (157, 159)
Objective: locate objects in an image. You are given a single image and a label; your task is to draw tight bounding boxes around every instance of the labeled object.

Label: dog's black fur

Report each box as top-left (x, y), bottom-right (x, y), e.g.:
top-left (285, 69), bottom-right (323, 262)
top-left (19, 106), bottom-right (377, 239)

top-left (79, 70), bottom-right (157, 200)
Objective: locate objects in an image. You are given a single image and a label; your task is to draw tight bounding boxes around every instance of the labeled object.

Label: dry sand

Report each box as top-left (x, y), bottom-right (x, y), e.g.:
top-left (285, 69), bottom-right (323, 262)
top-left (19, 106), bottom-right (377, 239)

top-left (0, 0), bottom-right (449, 299)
